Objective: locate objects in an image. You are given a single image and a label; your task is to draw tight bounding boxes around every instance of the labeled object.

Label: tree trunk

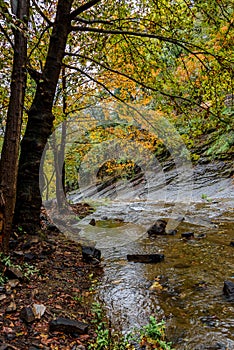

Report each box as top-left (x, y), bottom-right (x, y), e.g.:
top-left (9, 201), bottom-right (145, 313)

top-left (55, 66), bottom-right (67, 211)
top-left (0, 0), bottom-right (29, 253)
top-left (14, 0), bottom-right (73, 233)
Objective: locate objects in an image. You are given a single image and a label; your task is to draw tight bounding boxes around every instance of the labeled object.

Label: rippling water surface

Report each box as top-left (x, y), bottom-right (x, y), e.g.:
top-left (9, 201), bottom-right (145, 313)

top-left (69, 161), bottom-right (234, 349)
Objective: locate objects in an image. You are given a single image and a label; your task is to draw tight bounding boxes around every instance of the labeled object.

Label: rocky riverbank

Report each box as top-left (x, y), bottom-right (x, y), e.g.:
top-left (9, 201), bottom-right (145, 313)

top-left (0, 230), bottom-right (103, 350)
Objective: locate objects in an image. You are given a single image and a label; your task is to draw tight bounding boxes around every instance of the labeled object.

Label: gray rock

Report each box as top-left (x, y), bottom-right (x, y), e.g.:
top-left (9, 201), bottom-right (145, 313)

top-left (82, 246), bottom-right (101, 264)
top-left (147, 219), bottom-right (167, 236)
top-left (181, 232), bottom-right (194, 239)
top-left (223, 280), bottom-right (234, 300)
top-left (32, 303), bottom-right (46, 319)
top-left (49, 317), bottom-right (89, 335)
top-left (0, 344), bottom-right (18, 350)
top-left (0, 286), bottom-right (5, 293)
top-left (20, 306), bottom-right (35, 323)
top-left (89, 218), bottom-right (96, 226)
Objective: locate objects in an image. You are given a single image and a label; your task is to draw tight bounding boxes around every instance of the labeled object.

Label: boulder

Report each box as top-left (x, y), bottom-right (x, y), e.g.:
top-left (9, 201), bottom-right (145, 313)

top-left (0, 294), bottom-right (6, 301)
top-left (127, 254), bottom-right (164, 263)
top-left (223, 280), bottom-right (234, 300)
top-left (49, 317), bottom-right (89, 335)
top-left (147, 219), bottom-right (167, 236)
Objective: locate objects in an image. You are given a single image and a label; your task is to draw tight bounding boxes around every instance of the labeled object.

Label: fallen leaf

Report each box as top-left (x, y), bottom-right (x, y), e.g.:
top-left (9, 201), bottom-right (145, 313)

top-left (3, 326), bottom-right (13, 333)
top-left (149, 281), bottom-right (163, 291)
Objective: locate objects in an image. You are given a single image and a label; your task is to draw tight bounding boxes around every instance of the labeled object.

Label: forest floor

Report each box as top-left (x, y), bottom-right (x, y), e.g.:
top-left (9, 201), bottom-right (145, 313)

top-left (0, 204), bottom-right (103, 350)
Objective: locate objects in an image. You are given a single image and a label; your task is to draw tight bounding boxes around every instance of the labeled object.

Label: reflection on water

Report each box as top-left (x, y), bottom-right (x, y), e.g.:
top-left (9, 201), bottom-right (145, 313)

top-left (96, 214), bottom-right (234, 349)
top-left (69, 161), bottom-right (234, 349)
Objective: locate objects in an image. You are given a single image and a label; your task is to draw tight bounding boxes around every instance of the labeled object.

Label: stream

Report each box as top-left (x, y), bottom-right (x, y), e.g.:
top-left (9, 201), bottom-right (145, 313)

top-left (68, 160), bottom-right (234, 349)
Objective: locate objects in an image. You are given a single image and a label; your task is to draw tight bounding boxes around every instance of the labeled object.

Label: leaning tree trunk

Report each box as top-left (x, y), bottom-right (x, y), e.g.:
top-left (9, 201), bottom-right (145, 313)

top-left (0, 0), bottom-right (29, 253)
top-left (14, 0), bottom-right (73, 234)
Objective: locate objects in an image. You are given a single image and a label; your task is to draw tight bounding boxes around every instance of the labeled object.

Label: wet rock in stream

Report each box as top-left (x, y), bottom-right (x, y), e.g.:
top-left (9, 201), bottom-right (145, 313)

top-left (147, 219), bottom-right (167, 236)
top-left (82, 246), bottom-right (101, 264)
top-left (181, 232), bottom-right (194, 239)
top-left (89, 218), bottom-right (96, 226)
top-left (223, 280), bottom-right (234, 301)
top-left (147, 219), bottom-right (177, 236)
top-left (127, 253), bottom-right (164, 263)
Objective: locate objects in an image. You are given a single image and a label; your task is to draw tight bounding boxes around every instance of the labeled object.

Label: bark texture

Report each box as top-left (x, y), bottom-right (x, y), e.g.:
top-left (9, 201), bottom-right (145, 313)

top-left (0, 0), bottom-right (29, 252)
top-left (14, 0), bottom-right (73, 233)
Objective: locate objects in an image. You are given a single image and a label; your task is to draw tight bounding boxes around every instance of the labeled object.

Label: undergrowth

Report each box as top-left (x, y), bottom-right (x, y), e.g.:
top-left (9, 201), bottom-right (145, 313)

top-left (0, 253), bottom-right (39, 285)
top-left (88, 302), bottom-right (174, 350)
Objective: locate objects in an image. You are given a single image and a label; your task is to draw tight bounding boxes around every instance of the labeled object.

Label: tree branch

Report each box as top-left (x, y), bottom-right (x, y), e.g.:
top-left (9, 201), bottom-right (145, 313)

top-left (0, 23), bottom-right (14, 49)
top-left (70, 0), bottom-right (101, 20)
top-left (32, 0), bottom-right (53, 26)
top-left (70, 25), bottom-right (216, 57)
top-left (27, 24), bottom-right (51, 60)
top-left (64, 52), bottom-right (202, 105)
top-left (63, 64), bottom-right (156, 127)
top-left (64, 61), bottom-right (221, 119)
top-left (73, 17), bottom-right (115, 25)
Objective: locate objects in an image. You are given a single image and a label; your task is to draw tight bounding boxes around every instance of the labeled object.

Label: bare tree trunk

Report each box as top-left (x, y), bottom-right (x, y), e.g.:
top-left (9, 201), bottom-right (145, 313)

top-left (14, 0), bottom-right (73, 233)
top-left (0, 0), bottom-right (29, 253)
top-left (51, 120), bottom-right (67, 212)
top-left (55, 66), bottom-right (67, 211)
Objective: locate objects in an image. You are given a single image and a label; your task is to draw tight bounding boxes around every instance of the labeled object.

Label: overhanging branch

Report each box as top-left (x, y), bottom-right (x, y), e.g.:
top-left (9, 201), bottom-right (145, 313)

top-left (32, 0), bottom-right (53, 26)
top-left (0, 23), bottom-right (14, 49)
top-left (70, 25), bottom-right (217, 58)
top-left (63, 64), bottom-right (157, 128)
top-left (70, 0), bottom-right (101, 20)
top-left (64, 62), bottom-right (224, 119)
top-left (64, 53), bottom-right (207, 107)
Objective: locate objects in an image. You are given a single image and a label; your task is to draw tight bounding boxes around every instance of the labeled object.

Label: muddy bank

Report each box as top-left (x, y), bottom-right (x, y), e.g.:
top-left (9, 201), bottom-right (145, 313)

top-left (0, 231), bottom-right (103, 350)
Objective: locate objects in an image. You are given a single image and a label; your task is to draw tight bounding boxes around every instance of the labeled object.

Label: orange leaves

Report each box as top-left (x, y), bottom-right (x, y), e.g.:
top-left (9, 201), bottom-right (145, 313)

top-left (67, 122), bottom-right (160, 186)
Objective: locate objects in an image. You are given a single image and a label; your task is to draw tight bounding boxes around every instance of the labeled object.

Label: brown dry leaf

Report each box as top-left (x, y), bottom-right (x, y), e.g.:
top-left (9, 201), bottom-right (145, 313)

top-left (79, 334), bottom-right (90, 341)
top-left (3, 326), bottom-right (13, 333)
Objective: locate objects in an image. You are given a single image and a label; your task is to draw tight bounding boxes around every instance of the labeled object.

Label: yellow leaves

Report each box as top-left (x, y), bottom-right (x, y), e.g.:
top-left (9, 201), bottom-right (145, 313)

top-left (151, 68), bottom-right (161, 78)
top-left (66, 122), bottom-right (161, 188)
top-left (149, 281), bottom-right (163, 291)
top-left (175, 53), bottom-right (206, 83)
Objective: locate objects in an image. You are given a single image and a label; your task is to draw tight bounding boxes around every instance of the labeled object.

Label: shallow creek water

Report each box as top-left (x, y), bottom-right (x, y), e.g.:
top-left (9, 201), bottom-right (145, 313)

top-left (68, 161), bottom-right (234, 349)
